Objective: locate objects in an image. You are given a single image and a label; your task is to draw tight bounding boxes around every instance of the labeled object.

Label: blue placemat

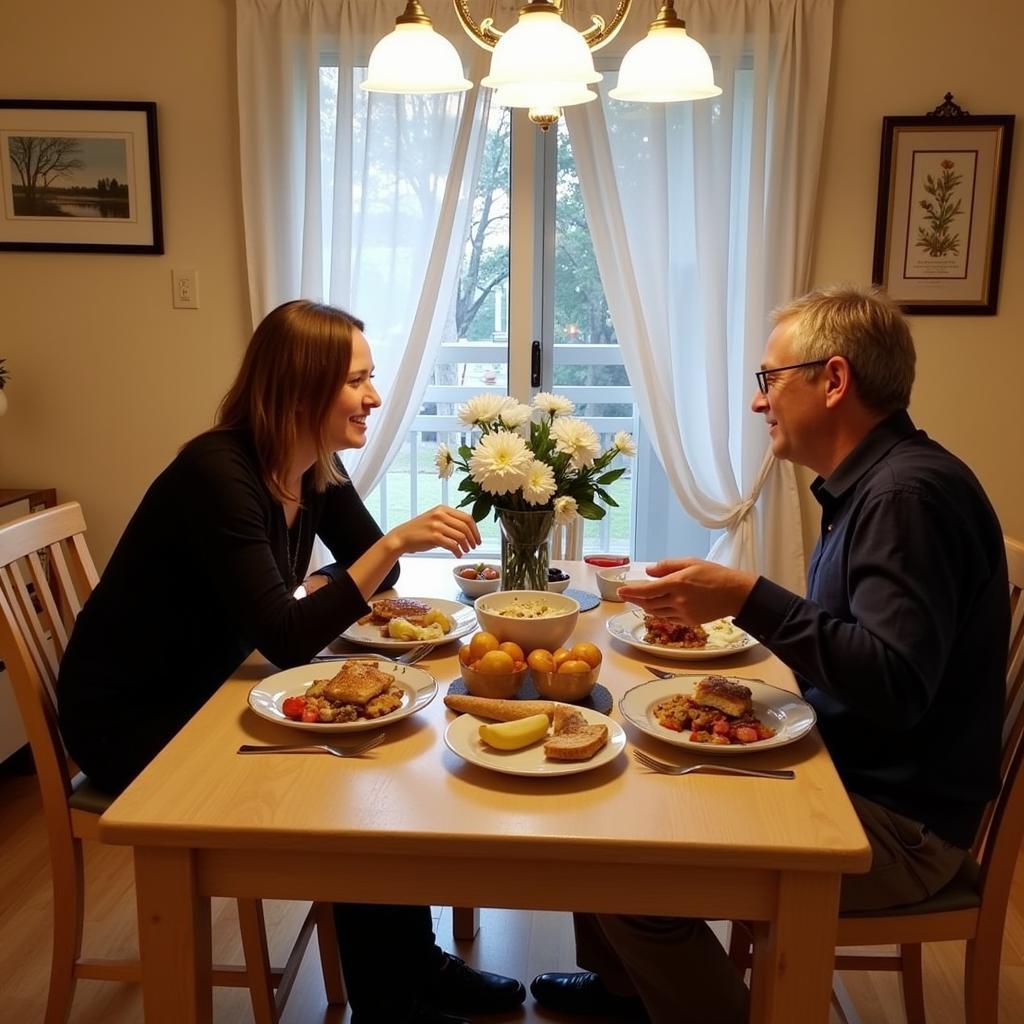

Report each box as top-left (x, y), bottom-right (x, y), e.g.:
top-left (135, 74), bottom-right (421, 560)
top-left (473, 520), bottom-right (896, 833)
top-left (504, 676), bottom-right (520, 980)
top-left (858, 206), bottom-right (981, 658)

top-left (446, 676), bottom-right (612, 715)
top-left (455, 587), bottom-right (601, 612)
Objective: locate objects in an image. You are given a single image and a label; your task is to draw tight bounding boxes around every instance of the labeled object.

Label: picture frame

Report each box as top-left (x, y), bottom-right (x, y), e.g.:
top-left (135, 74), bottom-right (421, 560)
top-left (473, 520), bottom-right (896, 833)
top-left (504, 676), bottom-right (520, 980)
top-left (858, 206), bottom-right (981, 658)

top-left (0, 99), bottom-right (162, 254)
top-left (872, 94), bottom-right (1014, 315)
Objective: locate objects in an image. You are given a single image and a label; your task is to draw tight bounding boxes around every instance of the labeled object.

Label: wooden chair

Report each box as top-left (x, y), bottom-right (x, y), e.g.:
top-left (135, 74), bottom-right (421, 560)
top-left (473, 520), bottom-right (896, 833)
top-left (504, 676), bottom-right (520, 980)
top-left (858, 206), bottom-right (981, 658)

top-left (729, 536), bottom-right (1024, 1024)
top-left (549, 515), bottom-right (584, 560)
top-left (0, 501), bottom-right (346, 1024)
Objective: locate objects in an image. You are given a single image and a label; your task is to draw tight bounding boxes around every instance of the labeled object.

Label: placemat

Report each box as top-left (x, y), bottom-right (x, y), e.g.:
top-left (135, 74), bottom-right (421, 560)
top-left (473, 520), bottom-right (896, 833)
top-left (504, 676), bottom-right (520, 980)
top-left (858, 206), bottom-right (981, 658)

top-left (446, 676), bottom-right (613, 714)
top-left (455, 587), bottom-right (601, 612)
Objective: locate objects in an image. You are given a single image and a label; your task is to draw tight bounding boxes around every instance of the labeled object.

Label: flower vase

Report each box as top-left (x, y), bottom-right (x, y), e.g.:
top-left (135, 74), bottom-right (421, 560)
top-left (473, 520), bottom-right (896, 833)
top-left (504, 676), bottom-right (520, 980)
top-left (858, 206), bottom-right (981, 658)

top-left (496, 508), bottom-right (554, 591)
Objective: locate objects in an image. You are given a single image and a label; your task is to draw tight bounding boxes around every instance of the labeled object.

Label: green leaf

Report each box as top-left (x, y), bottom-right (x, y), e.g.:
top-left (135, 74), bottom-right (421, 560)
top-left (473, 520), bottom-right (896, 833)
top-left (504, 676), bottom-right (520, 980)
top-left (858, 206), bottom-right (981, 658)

top-left (576, 500), bottom-right (606, 521)
top-left (457, 477), bottom-right (475, 492)
top-left (458, 445), bottom-right (473, 462)
top-left (597, 468), bottom-right (625, 485)
top-left (472, 496), bottom-right (493, 522)
top-left (595, 488), bottom-right (619, 508)
top-left (457, 494), bottom-right (475, 509)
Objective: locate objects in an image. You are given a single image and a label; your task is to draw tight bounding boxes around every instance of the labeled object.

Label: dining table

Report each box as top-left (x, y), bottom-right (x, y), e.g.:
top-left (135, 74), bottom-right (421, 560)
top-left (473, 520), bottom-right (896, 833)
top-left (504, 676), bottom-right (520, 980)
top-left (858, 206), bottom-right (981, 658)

top-left (98, 557), bottom-right (870, 1024)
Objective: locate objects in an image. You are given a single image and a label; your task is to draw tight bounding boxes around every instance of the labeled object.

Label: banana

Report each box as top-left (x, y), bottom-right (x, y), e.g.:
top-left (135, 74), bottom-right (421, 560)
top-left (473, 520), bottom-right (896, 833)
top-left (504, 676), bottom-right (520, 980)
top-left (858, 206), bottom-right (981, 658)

top-left (478, 713), bottom-right (550, 751)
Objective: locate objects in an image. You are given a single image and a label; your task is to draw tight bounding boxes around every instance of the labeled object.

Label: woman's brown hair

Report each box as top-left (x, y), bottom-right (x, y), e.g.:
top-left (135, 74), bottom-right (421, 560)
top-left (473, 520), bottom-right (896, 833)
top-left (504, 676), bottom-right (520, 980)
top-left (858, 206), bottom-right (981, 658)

top-left (216, 300), bottom-right (365, 503)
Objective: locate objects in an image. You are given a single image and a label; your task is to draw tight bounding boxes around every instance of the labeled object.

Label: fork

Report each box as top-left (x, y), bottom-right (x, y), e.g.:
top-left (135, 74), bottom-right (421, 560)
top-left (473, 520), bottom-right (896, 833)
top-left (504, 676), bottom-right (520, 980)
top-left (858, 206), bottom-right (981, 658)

top-left (632, 749), bottom-right (794, 779)
top-left (643, 664), bottom-right (679, 679)
top-left (310, 643), bottom-right (432, 666)
top-left (238, 732), bottom-right (386, 758)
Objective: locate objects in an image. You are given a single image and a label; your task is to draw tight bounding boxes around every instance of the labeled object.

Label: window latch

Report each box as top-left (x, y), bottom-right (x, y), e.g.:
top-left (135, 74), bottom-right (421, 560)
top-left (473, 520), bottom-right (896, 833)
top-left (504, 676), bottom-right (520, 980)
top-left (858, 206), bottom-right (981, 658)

top-left (531, 340), bottom-right (541, 388)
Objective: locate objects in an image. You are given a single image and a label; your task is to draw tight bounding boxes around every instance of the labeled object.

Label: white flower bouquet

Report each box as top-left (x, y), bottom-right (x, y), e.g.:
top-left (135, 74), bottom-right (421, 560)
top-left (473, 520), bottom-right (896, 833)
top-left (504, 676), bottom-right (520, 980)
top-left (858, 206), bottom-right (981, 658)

top-left (435, 392), bottom-right (636, 525)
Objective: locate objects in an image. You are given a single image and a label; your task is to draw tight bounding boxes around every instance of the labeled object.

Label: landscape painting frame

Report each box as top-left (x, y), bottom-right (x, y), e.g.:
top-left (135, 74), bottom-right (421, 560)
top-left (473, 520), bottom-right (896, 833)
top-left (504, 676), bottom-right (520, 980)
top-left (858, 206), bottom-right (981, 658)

top-left (0, 100), bottom-right (162, 254)
top-left (872, 108), bottom-right (1014, 315)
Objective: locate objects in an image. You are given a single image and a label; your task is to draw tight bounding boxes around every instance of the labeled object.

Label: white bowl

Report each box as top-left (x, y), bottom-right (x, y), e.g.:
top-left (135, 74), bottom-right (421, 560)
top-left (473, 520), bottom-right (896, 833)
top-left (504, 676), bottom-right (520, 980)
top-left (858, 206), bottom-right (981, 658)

top-left (474, 590), bottom-right (579, 651)
top-left (595, 565), bottom-right (648, 602)
top-left (453, 563), bottom-right (501, 598)
top-left (547, 568), bottom-right (571, 593)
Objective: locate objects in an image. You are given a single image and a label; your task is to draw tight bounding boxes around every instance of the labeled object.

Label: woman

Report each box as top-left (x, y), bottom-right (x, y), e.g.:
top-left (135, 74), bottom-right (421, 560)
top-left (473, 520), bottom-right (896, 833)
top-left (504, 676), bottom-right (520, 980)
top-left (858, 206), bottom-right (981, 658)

top-left (57, 300), bottom-right (524, 1024)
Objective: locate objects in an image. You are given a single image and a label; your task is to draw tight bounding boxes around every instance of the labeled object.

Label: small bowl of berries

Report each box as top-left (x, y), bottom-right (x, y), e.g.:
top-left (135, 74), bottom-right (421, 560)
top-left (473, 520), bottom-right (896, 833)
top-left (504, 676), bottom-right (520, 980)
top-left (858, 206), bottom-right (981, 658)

top-left (546, 566), bottom-right (571, 593)
top-left (453, 561), bottom-right (502, 598)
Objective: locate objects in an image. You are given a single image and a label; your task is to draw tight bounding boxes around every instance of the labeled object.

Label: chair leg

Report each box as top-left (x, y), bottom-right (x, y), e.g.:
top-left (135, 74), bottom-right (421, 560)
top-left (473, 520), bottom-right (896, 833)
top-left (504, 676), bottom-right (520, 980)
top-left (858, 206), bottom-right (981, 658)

top-left (45, 836), bottom-right (87, 1024)
top-left (313, 902), bottom-right (347, 1006)
top-left (898, 944), bottom-right (927, 1024)
top-left (964, 937), bottom-right (1002, 1024)
top-left (237, 899), bottom-right (277, 1024)
top-left (452, 907), bottom-right (480, 941)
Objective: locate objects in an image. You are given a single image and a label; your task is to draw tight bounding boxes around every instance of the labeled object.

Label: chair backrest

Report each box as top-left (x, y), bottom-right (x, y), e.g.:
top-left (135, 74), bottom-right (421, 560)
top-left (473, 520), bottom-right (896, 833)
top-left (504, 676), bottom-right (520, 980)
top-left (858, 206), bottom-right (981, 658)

top-left (0, 502), bottom-right (98, 818)
top-left (549, 515), bottom-right (584, 560)
top-left (967, 537), bottom-right (1024, 918)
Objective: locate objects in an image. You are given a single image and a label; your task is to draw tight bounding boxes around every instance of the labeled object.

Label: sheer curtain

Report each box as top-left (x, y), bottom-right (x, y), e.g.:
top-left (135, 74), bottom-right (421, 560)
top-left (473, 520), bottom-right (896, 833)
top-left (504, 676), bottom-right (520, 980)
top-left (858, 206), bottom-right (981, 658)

top-left (566, 0), bottom-right (835, 591)
top-left (236, 0), bottom-right (490, 493)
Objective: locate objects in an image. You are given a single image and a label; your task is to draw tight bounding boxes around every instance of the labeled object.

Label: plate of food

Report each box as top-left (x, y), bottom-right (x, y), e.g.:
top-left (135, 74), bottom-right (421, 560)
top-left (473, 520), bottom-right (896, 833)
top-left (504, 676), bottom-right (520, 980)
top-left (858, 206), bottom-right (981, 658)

top-left (443, 698), bottom-right (626, 777)
top-left (248, 659), bottom-right (438, 732)
top-left (341, 597), bottom-right (476, 650)
top-left (618, 673), bottom-right (815, 754)
top-left (605, 610), bottom-right (759, 660)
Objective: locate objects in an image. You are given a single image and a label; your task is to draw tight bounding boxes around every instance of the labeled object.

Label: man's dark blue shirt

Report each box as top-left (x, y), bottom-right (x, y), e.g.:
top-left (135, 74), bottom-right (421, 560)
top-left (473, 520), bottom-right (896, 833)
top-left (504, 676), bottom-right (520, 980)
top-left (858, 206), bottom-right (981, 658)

top-left (737, 410), bottom-right (1008, 848)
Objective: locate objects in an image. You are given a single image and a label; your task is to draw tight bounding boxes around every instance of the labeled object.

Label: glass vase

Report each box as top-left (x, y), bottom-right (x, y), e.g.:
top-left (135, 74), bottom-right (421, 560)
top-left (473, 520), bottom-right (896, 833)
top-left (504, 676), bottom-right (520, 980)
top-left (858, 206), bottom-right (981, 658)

top-left (496, 508), bottom-right (554, 592)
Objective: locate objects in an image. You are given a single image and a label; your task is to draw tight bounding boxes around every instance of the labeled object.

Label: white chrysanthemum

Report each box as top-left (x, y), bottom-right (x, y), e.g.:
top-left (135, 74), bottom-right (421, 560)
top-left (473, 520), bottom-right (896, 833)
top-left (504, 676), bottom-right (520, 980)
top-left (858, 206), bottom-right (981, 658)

top-left (468, 431), bottom-right (532, 495)
top-left (498, 398), bottom-right (533, 430)
top-left (435, 442), bottom-right (455, 479)
top-left (553, 495), bottom-right (578, 525)
top-left (613, 431), bottom-right (637, 457)
top-left (550, 417), bottom-right (601, 469)
top-left (521, 459), bottom-right (557, 505)
top-left (457, 393), bottom-right (507, 427)
top-left (533, 391), bottom-right (575, 417)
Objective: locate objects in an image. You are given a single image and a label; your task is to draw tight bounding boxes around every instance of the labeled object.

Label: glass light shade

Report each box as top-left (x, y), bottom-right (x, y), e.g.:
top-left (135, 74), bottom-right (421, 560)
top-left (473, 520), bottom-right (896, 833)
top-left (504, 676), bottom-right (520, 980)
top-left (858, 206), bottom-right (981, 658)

top-left (491, 83), bottom-right (598, 111)
top-left (361, 22), bottom-right (472, 94)
top-left (481, 9), bottom-right (602, 89)
top-left (609, 27), bottom-right (722, 102)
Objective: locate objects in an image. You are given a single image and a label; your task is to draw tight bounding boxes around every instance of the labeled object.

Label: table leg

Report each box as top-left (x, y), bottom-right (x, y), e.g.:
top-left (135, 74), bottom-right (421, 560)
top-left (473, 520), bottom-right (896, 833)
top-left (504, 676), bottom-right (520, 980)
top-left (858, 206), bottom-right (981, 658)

top-left (134, 847), bottom-right (212, 1024)
top-left (748, 871), bottom-right (840, 1024)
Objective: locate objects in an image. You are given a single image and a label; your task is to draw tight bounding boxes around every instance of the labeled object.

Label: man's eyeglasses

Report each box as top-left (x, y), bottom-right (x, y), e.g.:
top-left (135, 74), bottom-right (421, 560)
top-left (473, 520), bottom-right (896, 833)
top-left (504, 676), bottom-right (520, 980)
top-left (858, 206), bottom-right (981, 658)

top-left (754, 360), bottom-right (829, 395)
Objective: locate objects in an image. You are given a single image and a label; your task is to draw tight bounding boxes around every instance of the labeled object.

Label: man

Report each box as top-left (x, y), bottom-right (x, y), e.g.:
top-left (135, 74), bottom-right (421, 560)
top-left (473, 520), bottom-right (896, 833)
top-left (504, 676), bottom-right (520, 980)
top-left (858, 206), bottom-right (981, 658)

top-left (531, 285), bottom-right (1009, 1024)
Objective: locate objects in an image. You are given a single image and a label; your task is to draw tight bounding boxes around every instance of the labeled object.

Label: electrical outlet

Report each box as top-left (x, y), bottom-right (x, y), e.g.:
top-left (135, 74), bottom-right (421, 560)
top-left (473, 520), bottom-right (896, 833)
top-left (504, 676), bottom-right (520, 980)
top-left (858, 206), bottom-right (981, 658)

top-left (172, 269), bottom-right (199, 309)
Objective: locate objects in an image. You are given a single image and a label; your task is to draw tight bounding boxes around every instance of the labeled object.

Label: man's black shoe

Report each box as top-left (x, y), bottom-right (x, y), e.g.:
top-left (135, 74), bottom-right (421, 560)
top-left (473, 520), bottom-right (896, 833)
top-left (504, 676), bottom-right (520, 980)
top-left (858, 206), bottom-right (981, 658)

top-left (424, 952), bottom-right (527, 1015)
top-left (530, 971), bottom-right (651, 1021)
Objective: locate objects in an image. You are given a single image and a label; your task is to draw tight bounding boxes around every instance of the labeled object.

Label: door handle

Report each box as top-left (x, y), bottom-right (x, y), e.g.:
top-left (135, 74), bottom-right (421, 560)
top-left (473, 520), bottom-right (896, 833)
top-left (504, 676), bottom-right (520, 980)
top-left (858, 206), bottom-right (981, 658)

top-left (531, 339), bottom-right (541, 387)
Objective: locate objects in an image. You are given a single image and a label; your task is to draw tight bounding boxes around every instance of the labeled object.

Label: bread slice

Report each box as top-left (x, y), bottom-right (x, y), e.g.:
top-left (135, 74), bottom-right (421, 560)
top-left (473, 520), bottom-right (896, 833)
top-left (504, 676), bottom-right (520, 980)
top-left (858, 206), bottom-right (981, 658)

top-left (544, 705), bottom-right (608, 761)
top-left (444, 694), bottom-right (559, 722)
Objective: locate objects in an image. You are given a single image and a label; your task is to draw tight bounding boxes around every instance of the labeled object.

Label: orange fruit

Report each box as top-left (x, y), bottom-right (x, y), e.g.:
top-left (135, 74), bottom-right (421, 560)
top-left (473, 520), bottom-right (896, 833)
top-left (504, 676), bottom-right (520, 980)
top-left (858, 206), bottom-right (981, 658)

top-left (498, 641), bottom-right (525, 663)
top-left (552, 647), bottom-right (572, 667)
top-left (558, 659), bottom-right (592, 675)
top-left (569, 641), bottom-right (602, 668)
top-left (476, 649), bottom-right (516, 674)
top-left (458, 645), bottom-right (474, 667)
top-left (469, 631), bottom-right (500, 661)
top-left (527, 648), bottom-right (555, 673)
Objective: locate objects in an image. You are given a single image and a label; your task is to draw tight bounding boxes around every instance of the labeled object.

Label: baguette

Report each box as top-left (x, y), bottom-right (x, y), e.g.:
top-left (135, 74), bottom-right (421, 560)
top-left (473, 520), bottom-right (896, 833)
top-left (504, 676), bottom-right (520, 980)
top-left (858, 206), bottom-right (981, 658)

top-left (443, 693), bottom-right (560, 722)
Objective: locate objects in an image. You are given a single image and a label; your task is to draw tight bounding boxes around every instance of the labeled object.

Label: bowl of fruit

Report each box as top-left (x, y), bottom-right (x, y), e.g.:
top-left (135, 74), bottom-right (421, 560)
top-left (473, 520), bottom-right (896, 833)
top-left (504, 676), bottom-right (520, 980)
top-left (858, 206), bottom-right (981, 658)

top-left (458, 631), bottom-right (528, 698)
top-left (527, 641), bottom-right (603, 701)
top-left (546, 567), bottom-right (571, 593)
top-left (453, 562), bottom-right (502, 598)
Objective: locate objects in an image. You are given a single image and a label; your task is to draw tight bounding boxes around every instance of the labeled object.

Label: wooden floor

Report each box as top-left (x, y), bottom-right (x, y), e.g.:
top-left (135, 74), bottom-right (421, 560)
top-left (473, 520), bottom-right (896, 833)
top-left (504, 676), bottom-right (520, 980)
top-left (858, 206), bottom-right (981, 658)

top-left (3, 757), bottom-right (1024, 1024)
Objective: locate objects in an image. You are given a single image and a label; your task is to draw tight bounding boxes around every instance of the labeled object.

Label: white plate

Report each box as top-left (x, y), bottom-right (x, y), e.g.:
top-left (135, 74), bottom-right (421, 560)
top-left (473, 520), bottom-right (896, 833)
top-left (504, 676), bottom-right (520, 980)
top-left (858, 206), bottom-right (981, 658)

top-left (618, 674), bottom-right (816, 755)
top-left (248, 660), bottom-right (437, 733)
top-left (606, 611), bottom-right (760, 661)
top-left (340, 597), bottom-right (476, 650)
top-left (444, 707), bottom-right (626, 777)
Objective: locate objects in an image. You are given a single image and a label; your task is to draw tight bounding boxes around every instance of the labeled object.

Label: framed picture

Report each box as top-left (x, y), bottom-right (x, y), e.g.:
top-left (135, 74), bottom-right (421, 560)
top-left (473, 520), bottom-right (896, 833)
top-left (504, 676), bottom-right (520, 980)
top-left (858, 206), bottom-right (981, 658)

top-left (0, 100), bottom-right (162, 254)
top-left (872, 95), bottom-right (1014, 315)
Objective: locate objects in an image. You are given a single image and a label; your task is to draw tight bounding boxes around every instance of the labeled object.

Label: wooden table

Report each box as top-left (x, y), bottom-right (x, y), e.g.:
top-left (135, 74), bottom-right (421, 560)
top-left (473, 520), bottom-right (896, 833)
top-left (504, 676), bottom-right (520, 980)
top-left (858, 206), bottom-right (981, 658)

top-left (99, 559), bottom-right (870, 1023)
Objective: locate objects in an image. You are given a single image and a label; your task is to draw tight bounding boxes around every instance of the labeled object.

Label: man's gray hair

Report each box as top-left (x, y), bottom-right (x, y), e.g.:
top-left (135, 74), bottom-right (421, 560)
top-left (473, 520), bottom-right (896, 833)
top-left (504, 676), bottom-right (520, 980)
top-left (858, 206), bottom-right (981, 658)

top-left (771, 285), bottom-right (916, 413)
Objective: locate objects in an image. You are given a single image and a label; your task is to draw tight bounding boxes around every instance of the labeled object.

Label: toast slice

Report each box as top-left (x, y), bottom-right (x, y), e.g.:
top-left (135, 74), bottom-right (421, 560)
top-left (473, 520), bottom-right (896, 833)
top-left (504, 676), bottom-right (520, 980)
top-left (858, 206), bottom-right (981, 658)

top-left (544, 705), bottom-right (608, 761)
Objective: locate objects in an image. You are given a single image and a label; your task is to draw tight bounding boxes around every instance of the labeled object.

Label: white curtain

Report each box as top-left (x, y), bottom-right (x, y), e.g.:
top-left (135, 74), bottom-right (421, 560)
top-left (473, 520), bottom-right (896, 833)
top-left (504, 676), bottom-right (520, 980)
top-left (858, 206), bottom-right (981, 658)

top-left (566, 0), bottom-right (835, 591)
top-left (236, 0), bottom-right (491, 493)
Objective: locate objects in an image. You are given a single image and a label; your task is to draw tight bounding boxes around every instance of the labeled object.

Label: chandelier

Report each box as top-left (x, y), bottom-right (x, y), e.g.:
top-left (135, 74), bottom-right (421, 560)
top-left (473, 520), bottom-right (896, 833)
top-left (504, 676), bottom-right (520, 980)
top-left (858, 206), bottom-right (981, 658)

top-left (362, 0), bottom-right (722, 129)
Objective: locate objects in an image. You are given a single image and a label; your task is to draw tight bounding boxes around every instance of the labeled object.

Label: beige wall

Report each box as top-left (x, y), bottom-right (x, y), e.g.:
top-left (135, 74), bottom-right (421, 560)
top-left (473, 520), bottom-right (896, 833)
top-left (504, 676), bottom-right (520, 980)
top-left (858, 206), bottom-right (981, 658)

top-left (808, 0), bottom-right (1024, 546)
top-left (0, 0), bottom-right (249, 564)
top-left (0, 0), bottom-right (1021, 568)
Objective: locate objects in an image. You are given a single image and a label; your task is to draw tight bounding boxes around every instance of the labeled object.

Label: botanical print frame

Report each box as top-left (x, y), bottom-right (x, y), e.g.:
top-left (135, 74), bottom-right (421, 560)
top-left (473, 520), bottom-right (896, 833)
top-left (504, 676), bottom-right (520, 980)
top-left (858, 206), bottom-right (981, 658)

top-left (872, 96), bottom-right (1014, 315)
top-left (0, 100), bottom-right (163, 254)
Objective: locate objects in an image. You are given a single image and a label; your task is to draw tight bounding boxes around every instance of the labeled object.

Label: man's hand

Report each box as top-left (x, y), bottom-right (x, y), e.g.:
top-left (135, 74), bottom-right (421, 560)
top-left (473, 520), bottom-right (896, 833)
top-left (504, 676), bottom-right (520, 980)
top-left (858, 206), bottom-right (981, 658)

top-left (616, 558), bottom-right (758, 625)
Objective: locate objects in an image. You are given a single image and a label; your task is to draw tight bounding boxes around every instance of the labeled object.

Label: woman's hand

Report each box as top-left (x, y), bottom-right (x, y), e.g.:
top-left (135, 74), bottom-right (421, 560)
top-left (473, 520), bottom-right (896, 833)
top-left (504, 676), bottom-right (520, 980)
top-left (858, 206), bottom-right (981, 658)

top-left (617, 558), bottom-right (758, 624)
top-left (387, 505), bottom-right (482, 558)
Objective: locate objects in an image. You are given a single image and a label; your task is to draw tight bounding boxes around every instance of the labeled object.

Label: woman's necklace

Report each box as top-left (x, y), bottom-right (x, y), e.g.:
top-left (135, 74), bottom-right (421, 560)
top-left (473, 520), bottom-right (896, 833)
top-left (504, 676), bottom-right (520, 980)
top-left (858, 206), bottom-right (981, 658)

top-left (285, 504), bottom-right (303, 592)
